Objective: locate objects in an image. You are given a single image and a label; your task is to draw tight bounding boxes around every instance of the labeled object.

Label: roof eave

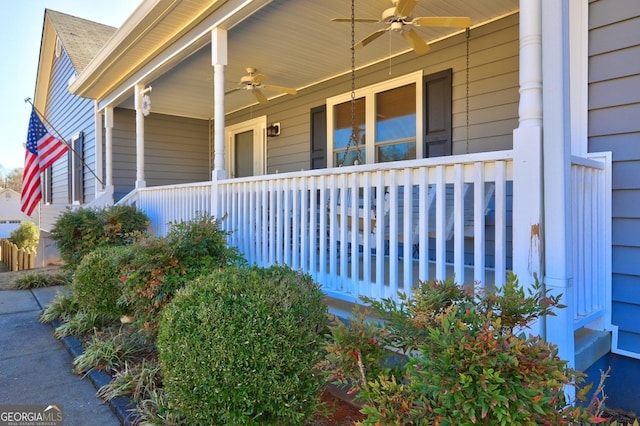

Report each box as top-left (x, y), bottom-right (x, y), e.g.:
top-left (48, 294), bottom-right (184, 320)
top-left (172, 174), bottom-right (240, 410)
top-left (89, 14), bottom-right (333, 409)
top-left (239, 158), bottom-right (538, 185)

top-left (33, 11), bottom-right (58, 114)
top-left (69, 0), bottom-right (167, 98)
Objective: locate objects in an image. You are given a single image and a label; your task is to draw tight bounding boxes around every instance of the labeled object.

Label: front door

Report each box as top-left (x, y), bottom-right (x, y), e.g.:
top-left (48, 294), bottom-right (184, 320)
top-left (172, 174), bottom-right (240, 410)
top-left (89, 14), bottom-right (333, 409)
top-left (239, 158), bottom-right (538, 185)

top-left (225, 116), bottom-right (266, 178)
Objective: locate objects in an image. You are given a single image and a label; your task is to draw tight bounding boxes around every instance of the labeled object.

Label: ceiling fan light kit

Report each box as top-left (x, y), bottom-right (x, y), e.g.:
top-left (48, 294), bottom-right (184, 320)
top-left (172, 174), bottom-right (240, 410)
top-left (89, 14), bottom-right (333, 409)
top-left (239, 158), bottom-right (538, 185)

top-left (333, 0), bottom-right (471, 55)
top-left (226, 67), bottom-right (297, 104)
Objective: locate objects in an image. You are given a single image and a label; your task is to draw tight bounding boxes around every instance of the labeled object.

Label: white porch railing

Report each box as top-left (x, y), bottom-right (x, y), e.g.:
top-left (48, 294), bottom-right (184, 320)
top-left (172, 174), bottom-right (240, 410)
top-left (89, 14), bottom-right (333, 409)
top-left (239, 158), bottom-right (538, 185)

top-left (214, 151), bottom-right (514, 303)
top-left (115, 150), bottom-right (611, 320)
top-left (118, 182), bottom-right (212, 236)
top-left (571, 153), bottom-right (612, 330)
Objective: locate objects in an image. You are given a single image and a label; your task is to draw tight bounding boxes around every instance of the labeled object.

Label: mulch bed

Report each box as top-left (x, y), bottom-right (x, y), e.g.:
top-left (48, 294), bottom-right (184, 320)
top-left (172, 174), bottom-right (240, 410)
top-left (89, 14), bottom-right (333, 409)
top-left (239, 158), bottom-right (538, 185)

top-left (309, 390), bottom-right (365, 425)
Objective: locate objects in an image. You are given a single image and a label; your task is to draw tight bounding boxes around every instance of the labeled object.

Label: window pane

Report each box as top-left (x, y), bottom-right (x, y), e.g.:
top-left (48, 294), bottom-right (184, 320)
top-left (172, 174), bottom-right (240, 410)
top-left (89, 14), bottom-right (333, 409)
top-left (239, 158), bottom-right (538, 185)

top-left (234, 130), bottom-right (254, 178)
top-left (376, 84), bottom-right (415, 143)
top-left (336, 149), bottom-right (366, 167)
top-left (377, 142), bottom-right (416, 163)
top-left (333, 98), bottom-right (365, 150)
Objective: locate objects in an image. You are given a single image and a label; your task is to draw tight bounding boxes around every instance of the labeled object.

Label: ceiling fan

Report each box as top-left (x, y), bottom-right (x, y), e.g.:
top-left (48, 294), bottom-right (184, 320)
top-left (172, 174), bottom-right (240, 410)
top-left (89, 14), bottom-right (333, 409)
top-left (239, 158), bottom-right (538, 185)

top-left (332, 0), bottom-right (471, 54)
top-left (225, 67), bottom-right (297, 104)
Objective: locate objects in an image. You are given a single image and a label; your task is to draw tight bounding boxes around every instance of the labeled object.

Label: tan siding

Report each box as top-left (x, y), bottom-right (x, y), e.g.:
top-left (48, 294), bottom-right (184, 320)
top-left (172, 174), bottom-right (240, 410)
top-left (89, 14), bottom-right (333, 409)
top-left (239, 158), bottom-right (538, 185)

top-left (112, 108), bottom-right (210, 201)
top-left (226, 14), bottom-right (519, 173)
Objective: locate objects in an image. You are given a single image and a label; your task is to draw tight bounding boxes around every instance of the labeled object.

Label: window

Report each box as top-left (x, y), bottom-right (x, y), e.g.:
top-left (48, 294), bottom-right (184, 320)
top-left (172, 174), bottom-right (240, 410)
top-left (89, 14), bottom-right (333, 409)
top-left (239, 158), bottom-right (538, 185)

top-left (68, 132), bottom-right (84, 204)
top-left (42, 167), bottom-right (52, 204)
top-left (333, 97), bottom-right (365, 166)
top-left (375, 84), bottom-right (416, 163)
top-left (327, 71), bottom-right (423, 167)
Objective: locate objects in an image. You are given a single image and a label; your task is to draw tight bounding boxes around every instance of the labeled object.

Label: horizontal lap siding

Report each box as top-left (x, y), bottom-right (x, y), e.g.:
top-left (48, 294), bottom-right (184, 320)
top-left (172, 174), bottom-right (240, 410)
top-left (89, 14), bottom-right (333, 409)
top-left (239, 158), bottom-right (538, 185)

top-left (589, 0), bottom-right (640, 354)
top-left (226, 14), bottom-right (519, 174)
top-left (112, 108), bottom-right (210, 202)
top-left (39, 49), bottom-right (95, 231)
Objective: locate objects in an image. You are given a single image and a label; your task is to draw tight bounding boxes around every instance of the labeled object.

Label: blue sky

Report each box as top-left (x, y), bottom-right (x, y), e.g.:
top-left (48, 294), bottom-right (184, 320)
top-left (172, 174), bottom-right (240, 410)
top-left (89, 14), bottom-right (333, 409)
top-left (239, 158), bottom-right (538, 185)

top-left (0, 1), bottom-right (142, 171)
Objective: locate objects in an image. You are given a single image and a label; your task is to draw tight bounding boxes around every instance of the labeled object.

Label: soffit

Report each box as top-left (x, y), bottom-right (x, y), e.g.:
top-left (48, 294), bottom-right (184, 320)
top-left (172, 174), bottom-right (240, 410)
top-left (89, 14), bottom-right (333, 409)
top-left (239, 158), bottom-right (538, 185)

top-left (73, 0), bottom-right (519, 118)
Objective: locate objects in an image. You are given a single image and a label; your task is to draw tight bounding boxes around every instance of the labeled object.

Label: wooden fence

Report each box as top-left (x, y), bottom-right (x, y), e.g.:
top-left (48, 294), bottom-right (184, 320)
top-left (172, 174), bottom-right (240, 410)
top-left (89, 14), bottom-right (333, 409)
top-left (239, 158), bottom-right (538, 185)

top-left (0, 239), bottom-right (37, 272)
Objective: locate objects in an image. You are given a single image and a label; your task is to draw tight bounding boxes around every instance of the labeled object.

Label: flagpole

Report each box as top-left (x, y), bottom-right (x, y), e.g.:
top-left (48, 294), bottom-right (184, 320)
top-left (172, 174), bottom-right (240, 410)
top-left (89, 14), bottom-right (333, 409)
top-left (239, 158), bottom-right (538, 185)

top-left (24, 97), bottom-right (104, 186)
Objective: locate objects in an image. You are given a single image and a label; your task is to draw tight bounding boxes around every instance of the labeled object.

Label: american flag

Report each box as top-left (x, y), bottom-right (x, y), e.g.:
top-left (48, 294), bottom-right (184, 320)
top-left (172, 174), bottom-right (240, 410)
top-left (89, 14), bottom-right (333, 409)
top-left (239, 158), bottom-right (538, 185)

top-left (20, 108), bottom-right (69, 216)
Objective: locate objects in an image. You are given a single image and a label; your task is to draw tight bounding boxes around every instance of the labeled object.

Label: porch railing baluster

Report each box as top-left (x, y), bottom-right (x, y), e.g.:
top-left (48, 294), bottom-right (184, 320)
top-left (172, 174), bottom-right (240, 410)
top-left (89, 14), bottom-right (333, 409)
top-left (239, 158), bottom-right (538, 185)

top-left (119, 150), bottom-right (610, 334)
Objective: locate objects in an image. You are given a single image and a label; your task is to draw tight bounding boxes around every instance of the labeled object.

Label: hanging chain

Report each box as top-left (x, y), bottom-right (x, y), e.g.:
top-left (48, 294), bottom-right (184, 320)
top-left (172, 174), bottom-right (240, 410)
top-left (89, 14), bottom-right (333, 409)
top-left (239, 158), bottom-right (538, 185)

top-left (339, 0), bottom-right (363, 166)
top-left (465, 27), bottom-right (470, 154)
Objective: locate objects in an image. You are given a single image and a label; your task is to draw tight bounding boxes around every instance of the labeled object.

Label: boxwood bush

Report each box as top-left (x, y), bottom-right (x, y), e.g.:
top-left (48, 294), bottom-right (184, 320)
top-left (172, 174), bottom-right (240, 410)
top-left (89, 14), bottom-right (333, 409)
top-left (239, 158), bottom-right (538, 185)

top-left (50, 205), bottom-right (149, 270)
top-left (157, 265), bottom-right (328, 425)
top-left (72, 245), bottom-right (134, 319)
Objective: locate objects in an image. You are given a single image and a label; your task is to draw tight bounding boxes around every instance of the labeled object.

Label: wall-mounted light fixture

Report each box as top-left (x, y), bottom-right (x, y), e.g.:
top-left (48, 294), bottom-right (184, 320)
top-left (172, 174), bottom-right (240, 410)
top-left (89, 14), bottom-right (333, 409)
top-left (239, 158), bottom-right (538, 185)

top-left (266, 122), bottom-right (281, 137)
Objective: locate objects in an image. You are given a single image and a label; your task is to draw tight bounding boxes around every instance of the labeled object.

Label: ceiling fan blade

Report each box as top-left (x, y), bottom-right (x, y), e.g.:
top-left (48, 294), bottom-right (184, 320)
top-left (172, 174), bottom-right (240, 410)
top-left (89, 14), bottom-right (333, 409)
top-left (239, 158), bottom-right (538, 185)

top-left (331, 18), bottom-right (379, 23)
top-left (402, 29), bottom-right (430, 54)
top-left (262, 84), bottom-right (297, 95)
top-left (395, 0), bottom-right (417, 17)
top-left (252, 73), bottom-right (268, 84)
top-left (355, 28), bottom-right (388, 49)
top-left (224, 87), bottom-right (241, 95)
top-left (253, 89), bottom-right (268, 104)
top-left (413, 16), bottom-right (471, 28)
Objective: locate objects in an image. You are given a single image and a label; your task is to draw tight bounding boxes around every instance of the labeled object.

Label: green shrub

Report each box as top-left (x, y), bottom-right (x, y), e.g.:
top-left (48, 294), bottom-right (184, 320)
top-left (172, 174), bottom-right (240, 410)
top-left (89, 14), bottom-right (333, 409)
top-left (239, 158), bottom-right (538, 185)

top-left (119, 214), bottom-right (245, 333)
top-left (53, 310), bottom-right (111, 339)
top-left (13, 270), bottom-right (71, 289)
top-left (50, 205), bottom-right (149, 270)
top-left (9, 222), bottom-right (39, 250)
top-left (166, 212), bottom-right (245, 272)
top-left (325, 274), bottom-right (596, 425)
top-left (72, 245), bottom-right (134, 318)
top-left (157, 265), bottom-right (328, 425)
top-left (97, 358), bottom-right (162, 403)
top-left (39, 292), bottom-right (80, 324)
top-left (73, 328), bottom-right (147, 375)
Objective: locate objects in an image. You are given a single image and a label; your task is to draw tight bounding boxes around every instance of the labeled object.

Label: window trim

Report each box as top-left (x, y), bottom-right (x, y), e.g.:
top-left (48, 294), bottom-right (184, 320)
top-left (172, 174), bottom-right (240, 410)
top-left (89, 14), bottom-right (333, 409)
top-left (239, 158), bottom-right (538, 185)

top-left (326, 71), bottom-right (423, 167)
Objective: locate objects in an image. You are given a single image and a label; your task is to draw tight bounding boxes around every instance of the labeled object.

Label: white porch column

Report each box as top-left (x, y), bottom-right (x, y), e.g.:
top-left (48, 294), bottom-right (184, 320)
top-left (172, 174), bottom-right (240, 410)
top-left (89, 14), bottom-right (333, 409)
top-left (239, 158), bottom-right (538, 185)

top-left (104, 106), bottom-right (114, 189)
top-left (94, 100), bottom-right (104, 194)
top-left (541, 0), bottom-right (575, 368)
top-left (512, 0), bottom-right (543, 335)
top-left (211, 28), bottom-right (227, 220)
top-left (211, 28), bottom-right (227, 181)
top-left (134, 83), bottom-right (147, 189)
top-left (569, 0), bottom-right (589, 156)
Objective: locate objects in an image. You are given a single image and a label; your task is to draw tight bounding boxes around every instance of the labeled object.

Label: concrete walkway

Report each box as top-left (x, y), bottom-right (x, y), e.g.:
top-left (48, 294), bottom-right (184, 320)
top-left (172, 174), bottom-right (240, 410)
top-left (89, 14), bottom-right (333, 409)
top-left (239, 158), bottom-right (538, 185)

top-left (0, 286), bottom-right (120, 425)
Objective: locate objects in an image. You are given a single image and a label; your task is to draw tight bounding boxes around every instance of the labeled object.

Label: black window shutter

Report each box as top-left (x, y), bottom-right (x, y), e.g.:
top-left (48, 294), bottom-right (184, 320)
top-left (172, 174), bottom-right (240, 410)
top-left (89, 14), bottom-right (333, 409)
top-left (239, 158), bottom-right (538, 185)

top-left (310, 105), bottom-right (326, 169)
top-left (424, 69), bottom-right (453, 158)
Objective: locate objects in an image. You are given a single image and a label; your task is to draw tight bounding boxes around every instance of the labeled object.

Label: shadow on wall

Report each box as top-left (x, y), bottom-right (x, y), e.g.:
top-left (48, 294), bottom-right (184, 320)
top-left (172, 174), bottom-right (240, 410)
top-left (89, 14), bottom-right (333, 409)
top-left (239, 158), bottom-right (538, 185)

top-left (36, 230), bottom-right (62, 268)
top-left (584, 352), bottom-right (640, 414)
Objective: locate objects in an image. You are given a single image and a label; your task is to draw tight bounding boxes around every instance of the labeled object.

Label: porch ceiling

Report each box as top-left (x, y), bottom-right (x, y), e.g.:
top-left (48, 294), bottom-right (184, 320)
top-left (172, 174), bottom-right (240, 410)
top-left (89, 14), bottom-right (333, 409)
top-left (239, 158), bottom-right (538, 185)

top-left (100, 0), bottom-right (519, 119)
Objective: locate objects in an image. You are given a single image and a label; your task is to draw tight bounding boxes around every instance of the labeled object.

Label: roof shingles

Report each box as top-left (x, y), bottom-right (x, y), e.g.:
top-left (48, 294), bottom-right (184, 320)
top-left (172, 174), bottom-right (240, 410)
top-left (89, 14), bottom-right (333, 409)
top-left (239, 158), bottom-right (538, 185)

top-left (45, 9), bottom-right (116, 73)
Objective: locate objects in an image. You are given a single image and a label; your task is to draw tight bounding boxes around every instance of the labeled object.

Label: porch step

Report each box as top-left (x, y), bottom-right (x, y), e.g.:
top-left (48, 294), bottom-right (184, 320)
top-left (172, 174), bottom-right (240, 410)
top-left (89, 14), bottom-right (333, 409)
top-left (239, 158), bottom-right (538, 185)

top-left (575, 328), bottom-right (611, 372)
